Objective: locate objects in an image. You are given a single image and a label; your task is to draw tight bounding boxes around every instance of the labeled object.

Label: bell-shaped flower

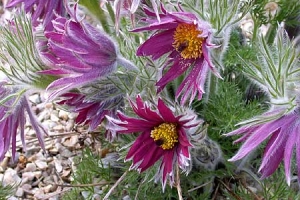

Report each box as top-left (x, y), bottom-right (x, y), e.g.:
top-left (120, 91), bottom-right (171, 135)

top-left (0, 81), bottom-right (46, 161)
top-left (57, 73), bottom-right (127, 140)
top-left (40, 16), bottom-right (136, 100)
top-left (225, 106), bottom-right (300, 185)
top-left (6, 0), bottom-right (66, 31)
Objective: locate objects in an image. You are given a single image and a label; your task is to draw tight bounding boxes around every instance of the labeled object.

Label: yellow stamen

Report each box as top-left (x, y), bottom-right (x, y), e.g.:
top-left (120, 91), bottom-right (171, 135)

top-left (173, 23), bottom-right (204, 59)
top-left (150, 123), bottom-right (178, 150)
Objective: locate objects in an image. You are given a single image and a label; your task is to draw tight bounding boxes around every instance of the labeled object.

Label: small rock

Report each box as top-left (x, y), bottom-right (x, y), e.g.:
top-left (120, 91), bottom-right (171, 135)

top-left (50, 113), bottom-right (60, 122)
top-left (3, 168), bottom-right (21, 186)
top-left (15, 187), bottom-right (24, 197)
top-left (48, 147), bottom-right (59, 154)
top-left (34, 171), bottom-right (42, 179)
top-left (44, 103), bottom-right (53, 109)
top-left (7, 197), bottom-right (18, 200)
top-left (58, 110), bottom-right (69, 121)
top-left (63, 135), bottom-right (78, 148)
top-left (43, 185), bottom-right (53, 193)
top-left (35, 160), bottom-right (48, 170)
top-left (53, 124), bottom-right (64, 132)
top-left (21, 177), bottom-right (29, 185)
top-left (38, 111), bottom-right (50, 122)
top-left (22, 184), bottom-right (32, 191)
top-left (61, 169), bottom-right (71, 178)
top-left (43, 176), bottom-right (54, 184)
top-left (65, 120), bottom-right (75, 132)
top-left (22, 172), bottom-right (35, 181)
top-left (54, 159), bottom-right (63, 173)
top-left (43, 120), bottom-right (58, 130)
top-left (60, 148), bottom-right (74, 158)
top-left (24, 163), bottom-right (37, 172)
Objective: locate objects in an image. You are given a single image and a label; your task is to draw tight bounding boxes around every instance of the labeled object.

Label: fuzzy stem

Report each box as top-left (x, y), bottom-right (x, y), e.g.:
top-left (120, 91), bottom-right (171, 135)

top-left (103, 170), bottom-right (128, 200)
top-left (204, 71), bottom-right (218, 103)
top-left (176, 164), bottom-right (183, 200)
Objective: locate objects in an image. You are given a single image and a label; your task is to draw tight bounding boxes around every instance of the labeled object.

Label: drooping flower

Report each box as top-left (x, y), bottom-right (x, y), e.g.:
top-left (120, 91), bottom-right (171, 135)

top-left (6, 0), bottom-right (66, 31)
top-left (0, 81), bottom-right (46, 161)
top-left (224, 107), bottom-right (300, 185)
top-left (132, 6), bottom-right (221, 105)
top-left (107, 95), bottom-right (201, 189)
top-left (57, 74), bottom-right (126, 140)
top-left (39, 15), bottom-right (136, 100)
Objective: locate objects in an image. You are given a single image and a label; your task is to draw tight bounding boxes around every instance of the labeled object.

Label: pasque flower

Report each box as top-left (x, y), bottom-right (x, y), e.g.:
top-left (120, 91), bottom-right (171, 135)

top-left (107, 95), bottom-right (200, 189)
top-left (225, 107), bottom-right (300, 185)
top-left (133, 6), bottom-right (221, 105)
top-left (6, 0), bottom-right (66, 31)
top-left (0, 82), bottom-right (46, 161)
top-left (57, 78), bottom-right (125, 140)
top-left (40, 16), bottom-right (136, 100)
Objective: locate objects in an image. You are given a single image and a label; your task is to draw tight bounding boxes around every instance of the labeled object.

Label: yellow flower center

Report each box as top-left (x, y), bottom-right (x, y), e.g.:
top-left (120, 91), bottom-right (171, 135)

top-left (150, 123), bottom-right (178, 150)
top-left (173, 23), bottom-right (204, 59)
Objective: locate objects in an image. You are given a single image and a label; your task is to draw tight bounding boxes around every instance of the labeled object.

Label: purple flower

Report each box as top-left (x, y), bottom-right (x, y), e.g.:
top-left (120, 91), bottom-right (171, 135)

top-left (6, 0), bottom-right (66, 30)
top-left (0, 82), bottom-right (46, 161)
top-left (225, 108), bottom-right (300, 185)
top-left (39, 16), bottom-right (136, 100)
top-left (58, 86), bottom-right (124, 140)
top-left (132, 6), bottom-right (221, 105)
top-left (107, 95), bottom-right (200, 189)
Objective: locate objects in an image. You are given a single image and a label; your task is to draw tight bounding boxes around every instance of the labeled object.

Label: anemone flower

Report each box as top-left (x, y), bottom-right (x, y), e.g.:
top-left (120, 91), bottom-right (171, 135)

top-left (6, 0), bottom-right (66, 31)
top-left (225, 108), bottom-right (300, 185)
top-left (39, 16), bottom-right (136, 100)
top-left (106, 95), bottom-right (200, 189)
top-left (0, 82), bottom-right (46, 161)
top-left (132, 5), bottom-right (221, 105)
top-left (58, 86), bottom-right (124, 140)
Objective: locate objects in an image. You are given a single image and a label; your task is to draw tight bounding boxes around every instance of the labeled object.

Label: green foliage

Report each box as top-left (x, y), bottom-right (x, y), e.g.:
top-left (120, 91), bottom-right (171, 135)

top-left (78, 0), bottom-right (111, 33)
top-left (0, 182), bottom-right (17, 200)
top-left (62, 147), bottom-right (114, 200)
top-left (195, 80), bottom-right (265, 156)
top-left (0, 13), bottom-right (55, 89)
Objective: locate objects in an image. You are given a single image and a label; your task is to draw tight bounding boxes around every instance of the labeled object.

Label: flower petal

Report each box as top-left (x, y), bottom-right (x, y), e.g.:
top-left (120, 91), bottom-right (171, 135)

top-left (136, 29), bottom-right (174, 60)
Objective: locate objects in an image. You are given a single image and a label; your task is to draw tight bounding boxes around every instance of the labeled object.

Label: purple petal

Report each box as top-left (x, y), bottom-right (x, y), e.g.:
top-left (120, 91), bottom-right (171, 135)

top-left (161, 150), bottom-right (174, 184)
top-left (296, 128), bottom-right (300, 184)
top-left (125, 131), bottom-right (154, 161)
top-left (130, 96), bottom-right (163, 123)
top-left (157, 99), bottom-right (177, 123)
top-left (229, 115), bottom-right (296, 161)
top-left (258, 129), bottom-right (286, 178)
top-left (136, 29), bottom-right (174, 59)
top-left (284, 123), bottom-right (298, 184)
top-left (116, 112), bottom-right (158, 133)
top-left (156, 56), bottom-right (190, 93)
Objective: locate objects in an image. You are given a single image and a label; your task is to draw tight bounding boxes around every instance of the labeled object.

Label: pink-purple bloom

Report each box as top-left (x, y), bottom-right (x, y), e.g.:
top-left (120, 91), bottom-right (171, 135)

top-left (107, 95), bottom-right (200, 189)
top-left (132, 6), bottom-right (221, 105)
top-left (0, 82), bottom-right (46, 161)
top-left (40, 16), bottom-right (136, 100)
top-left (6, 0), bottom-right (66, 31)
top-left (58, 88), bottom-right (124, 140)
top-left (225, 108), bottom-right (300, 185)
